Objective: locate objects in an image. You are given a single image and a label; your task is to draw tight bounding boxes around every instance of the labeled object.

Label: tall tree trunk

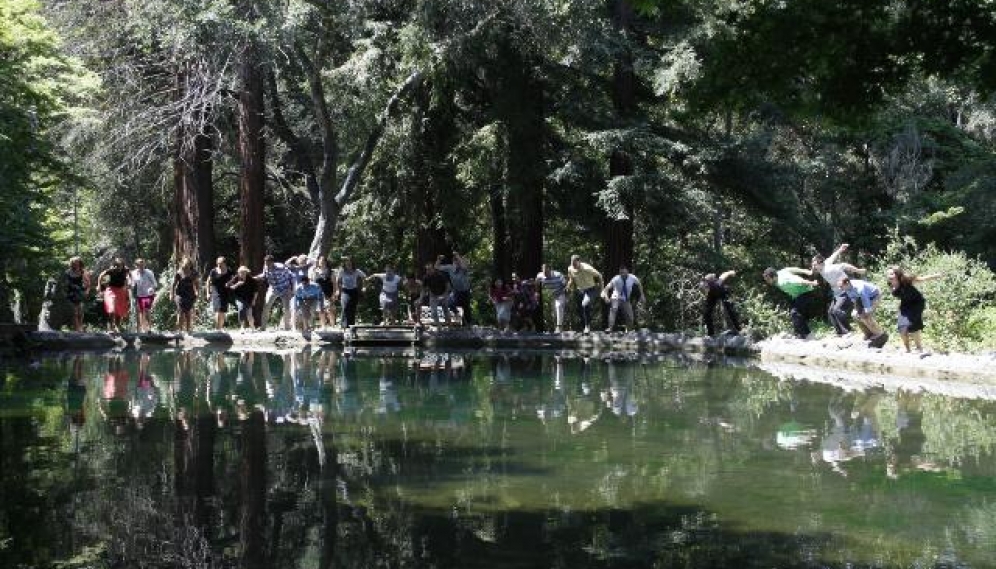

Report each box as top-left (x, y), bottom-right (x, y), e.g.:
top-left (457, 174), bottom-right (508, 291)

top-left (603, 0), bottom-right (637, 275)
top-left (489, 184), bottom-right (510, 279)
top-left (496, 34), bottom-right (544, 279)
top-left (409, 77), bottom-right (456, 271)
top-left (173, 70), bottom-right (201, 268)
top-left (238, 41), bottom-right (265, 273)
top-left (195, 129), bottom-right (216, 266)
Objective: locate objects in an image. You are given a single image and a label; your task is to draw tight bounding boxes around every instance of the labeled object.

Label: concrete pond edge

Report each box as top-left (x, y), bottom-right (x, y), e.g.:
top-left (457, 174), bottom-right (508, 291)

top-left (8, 328), bottom-right (996, 395)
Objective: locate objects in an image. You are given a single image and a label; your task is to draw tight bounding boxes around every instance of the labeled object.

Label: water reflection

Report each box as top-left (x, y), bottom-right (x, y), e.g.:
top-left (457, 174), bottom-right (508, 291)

top-left (2, 350), bottom-right (996, 568)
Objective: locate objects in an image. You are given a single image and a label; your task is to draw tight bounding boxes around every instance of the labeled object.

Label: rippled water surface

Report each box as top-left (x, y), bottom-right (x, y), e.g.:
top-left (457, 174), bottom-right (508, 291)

top-left (2, 349), bottom-right (996, 568)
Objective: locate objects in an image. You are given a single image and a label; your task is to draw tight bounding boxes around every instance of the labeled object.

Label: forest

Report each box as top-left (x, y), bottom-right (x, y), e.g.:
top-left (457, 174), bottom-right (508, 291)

top-left (2, 0), bottom-right (995, 347)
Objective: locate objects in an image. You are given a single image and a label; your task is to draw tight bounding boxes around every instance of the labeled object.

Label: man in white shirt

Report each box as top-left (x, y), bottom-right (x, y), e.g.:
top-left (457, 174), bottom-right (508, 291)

top-left (811, 243), bottom-right (866, 336)
top-left (535, 263), bottom-right (568, 333)
top-left (601, 266), bottom-right (643, 332)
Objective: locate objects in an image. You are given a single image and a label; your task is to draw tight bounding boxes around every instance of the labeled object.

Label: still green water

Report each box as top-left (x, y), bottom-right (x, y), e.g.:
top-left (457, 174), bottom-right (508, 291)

top-left (1, 349), bottom-right (995, 568)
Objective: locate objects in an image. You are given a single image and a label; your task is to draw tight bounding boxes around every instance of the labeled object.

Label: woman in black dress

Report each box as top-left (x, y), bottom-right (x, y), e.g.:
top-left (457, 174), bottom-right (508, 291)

top-left (172, 258), bottom-right (199, 333)
top-left (65, 257), bottom-right (91, 332)
top-left (886, 266), bottom-right (941, 353)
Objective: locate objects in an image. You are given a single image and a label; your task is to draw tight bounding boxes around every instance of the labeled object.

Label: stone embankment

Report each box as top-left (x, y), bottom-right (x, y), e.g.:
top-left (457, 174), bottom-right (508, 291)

top-left (10, 327), bottom-right (996, 390)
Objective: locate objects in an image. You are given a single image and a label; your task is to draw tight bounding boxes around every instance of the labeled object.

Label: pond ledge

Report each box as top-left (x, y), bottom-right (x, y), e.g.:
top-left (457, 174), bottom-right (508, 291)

top-left (14, 329), bottom-right (996, 384)
top-left (756, 336), bottom-right (996, 385)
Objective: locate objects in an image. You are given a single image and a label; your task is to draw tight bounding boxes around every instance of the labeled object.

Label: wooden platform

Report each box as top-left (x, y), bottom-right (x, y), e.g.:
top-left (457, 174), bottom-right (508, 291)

top-left (345, 325), bottom-right (423, 346)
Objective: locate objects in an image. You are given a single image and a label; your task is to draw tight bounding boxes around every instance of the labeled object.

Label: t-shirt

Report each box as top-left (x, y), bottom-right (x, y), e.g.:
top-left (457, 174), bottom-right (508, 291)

top-left (424, 271), bottom-right (449, 296)
top-left (338, 269), bottom-right (366, 290)
top-left (263, 263), bottom-right (294, 294)
top-left (379, 273), bottom-right (402, 294)
top-left (106, 267), bottom-right (128, 288)
top-left (209, 267), bottom-right (234, 295)
top-left (569, 262), bottom-right (601, 290)
top-left (490, 285), bottom-right (514, 303)
top-left (289, 260), bottom-right (312, 284)
top-left (229, 277), bottom-right (257, 304)
top-left (439, 264), bottom-right (471, 292)
top-left (844, 279), bottom-right (880, 309)
top-left (536, 270), bottom-right (567, 296)
top-left (821, 262), bottom-right (849, 293)
top-left (130, 268), bottom-right (157, 297)
top-left (607, 274), bottom-right (641, 301)
top-left (705, 280), bottom-right (728, 303)
top-left (776, 269), bottom-right (815, 299)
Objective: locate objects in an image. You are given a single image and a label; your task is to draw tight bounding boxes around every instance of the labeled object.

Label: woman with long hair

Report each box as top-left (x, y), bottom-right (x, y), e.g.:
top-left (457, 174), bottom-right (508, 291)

top-left (886, 266), bottom-right (941, 353)
top-left (65, 257), bottom-right (91, 332)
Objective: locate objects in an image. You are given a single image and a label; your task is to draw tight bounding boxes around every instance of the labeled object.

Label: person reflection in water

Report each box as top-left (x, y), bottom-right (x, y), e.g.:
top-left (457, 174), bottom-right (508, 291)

top-left (813, 393), bottom-right (881, 477)
top-left (100, 355), bottom-right (131, 435)
top-left (130, 353), bottom-right (158, 430)
top-left (601, 358), bottom-right (639, 418)
top-left (536, 356), bottom-right (567, 423)
top-left (377, 358), bottom-right (401, 415)
top-left (66, 355), bottom-right (87, 430)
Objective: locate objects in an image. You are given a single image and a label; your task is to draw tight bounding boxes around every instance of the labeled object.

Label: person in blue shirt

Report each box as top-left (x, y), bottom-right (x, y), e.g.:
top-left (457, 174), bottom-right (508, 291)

top-left (294, 275), bottom-right (325, 333)
top-left (838, 276), bottom-right (889, 348)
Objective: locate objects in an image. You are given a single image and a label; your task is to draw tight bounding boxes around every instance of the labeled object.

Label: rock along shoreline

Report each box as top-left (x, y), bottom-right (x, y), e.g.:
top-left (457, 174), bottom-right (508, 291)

top-left (8, 327), bottom-right (996, 390)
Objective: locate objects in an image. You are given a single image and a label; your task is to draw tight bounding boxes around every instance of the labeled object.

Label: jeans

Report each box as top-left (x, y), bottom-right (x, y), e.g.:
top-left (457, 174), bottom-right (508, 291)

top-left (828, 291), bottom-right (854, 335)
top-left (576, 287), bottom-right (598, 330)
top-left (704, 298), bottom-right (741, 336)
top-left (340, 288), bottom-right (359, 327)
top-left (449, 289), bottom-right (473, 325)
top-left (262, 288), bottom-right (293, 330)
top-left (790, 292), bottom-right (816, 338)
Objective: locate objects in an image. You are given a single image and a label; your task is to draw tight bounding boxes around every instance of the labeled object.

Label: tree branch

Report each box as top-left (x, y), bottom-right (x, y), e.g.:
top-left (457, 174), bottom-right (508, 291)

top-left (335, 70), bottom-right (424, 206)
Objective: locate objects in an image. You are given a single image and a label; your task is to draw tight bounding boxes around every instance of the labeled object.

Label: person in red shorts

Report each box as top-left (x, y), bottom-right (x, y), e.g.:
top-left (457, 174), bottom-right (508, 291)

top-left (98, 258), bottom-right (131, 333)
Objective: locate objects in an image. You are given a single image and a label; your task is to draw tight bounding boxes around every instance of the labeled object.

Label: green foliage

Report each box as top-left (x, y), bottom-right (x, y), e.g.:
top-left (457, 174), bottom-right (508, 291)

top-left (872, 231), bottom-right (996, 353)
top-left (737, 290), bottom-right (792, 341)
top-left (0, 0), bottom-right (96, 318)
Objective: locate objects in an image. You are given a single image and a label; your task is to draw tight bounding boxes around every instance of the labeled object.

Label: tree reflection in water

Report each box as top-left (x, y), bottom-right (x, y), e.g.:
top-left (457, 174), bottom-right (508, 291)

top-left (1, 350), bottom-right (996, 568)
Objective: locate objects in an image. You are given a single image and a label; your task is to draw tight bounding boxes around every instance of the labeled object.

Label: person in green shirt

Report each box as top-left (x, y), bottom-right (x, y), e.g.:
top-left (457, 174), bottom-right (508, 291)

top-left (763, 266), bottom-right (819, 339)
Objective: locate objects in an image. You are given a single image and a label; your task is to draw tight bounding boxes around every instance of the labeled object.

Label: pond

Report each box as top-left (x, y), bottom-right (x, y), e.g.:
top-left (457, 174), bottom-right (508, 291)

top-left (1, 349), bottom-right (995, 568)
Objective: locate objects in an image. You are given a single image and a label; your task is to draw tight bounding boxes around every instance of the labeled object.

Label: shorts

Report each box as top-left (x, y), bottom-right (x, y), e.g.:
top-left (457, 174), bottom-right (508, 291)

top-left (137, 295), bottom-right (154, 312)
top-left (380, 290), bottom-right (399, 310)
top-left (210, 290), bottom-right (230, 312)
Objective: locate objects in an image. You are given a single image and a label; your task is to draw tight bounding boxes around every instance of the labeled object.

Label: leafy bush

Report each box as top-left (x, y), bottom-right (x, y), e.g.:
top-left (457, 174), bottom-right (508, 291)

top-left (871, 232), bottom-right (996, 353)
top-left (737, 290), bottom-right (792, 340)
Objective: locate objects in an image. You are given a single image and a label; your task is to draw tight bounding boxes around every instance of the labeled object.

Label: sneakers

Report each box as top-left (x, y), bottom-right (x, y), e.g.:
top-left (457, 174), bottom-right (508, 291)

top-left (868, 332), bottom-right (889, 349)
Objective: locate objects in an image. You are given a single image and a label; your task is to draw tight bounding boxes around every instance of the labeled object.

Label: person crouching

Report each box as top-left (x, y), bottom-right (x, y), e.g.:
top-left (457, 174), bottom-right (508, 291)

top-left (838, 276), bottom-right (889, 348)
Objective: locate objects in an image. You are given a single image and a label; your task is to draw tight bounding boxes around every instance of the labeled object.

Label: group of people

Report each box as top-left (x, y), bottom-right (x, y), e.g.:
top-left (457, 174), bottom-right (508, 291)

top-left (65, 244), bottom-right (938, 352)
top-left (761, 243), bottom-right (939, 352)
top-left (65, 256), bottom-right (158, 333)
